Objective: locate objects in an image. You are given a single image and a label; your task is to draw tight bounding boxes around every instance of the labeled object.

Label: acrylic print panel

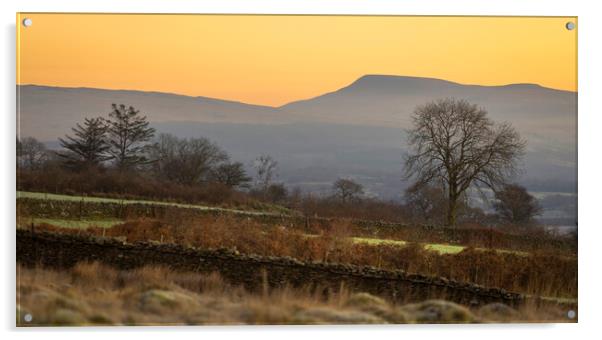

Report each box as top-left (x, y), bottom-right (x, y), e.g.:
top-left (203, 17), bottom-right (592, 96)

top-left (16, 14), bottom-right (577, 326)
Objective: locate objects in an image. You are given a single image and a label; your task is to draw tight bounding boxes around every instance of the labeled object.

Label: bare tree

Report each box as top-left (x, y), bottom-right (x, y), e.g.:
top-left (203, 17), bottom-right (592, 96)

top-left (494, 184), bottom-right (542, 226)
top-left (253, 155), bottom-right (278, 194)
top-left (17, 137), bottom-right (48, 170)
top-left (148, 133), bottom-right (228, 185)
top-left (210, 162), bottom-right (251, 188)
top-left (404, 98), bottom-right (525, 226)
top-left (265, 183), bottom-right (288, 203)
top-left (403, 182), bottom-right (447, 224)
top-left (287, 186), bottom-right (303, 210)
top-left (332, 178), bottom-right (364, 202)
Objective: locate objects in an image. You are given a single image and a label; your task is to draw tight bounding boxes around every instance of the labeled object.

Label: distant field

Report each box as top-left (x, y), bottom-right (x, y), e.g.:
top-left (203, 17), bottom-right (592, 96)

top-left (17, 191), bottom-right (284, 217)
top-left (16, 191), bottom-right (534, 256)
top-left (15, 216), bottom-right (510, 255)
top-left (17, 217), bottom-right (123, 229)
top-left (16, 216), bottom-right (482, 255)
top-left (18, 216), bottom-right (464, 254)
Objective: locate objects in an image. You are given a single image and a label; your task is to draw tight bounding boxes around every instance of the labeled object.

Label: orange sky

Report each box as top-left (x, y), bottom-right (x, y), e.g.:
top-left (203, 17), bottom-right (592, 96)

top-left (17, 14), bottom-right (577, 106)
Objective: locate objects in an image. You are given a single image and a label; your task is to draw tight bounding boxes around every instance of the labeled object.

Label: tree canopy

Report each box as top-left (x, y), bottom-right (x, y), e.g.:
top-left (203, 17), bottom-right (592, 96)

top-left (404, 98), bottom-right (525, 226)
top-left (332, 178), bottom-right (364, 202)
top-left (106, 104), bottom-right (155, 170)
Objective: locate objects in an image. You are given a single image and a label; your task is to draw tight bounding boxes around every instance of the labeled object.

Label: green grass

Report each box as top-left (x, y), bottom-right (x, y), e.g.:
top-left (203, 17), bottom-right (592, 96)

top-left (17, 191), bottom-right (284, 217)
top-left (18, 217), bottom-right (123, 229)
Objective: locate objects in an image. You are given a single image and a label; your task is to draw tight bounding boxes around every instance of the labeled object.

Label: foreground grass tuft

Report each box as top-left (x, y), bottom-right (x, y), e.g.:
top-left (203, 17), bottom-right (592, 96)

top-left (16, 263), bottom-right (575, 326)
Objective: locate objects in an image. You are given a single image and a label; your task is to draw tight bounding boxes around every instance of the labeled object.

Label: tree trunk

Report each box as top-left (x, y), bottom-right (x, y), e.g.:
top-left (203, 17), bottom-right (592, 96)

top-left (447, 191), bottom-right (458, 227)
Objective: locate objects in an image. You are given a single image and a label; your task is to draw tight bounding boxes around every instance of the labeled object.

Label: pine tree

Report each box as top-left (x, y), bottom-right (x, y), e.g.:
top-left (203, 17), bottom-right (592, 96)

top-left (105, 104), bottom-right (155, 170)
top-left (58, 117), bottom-right (110, 170)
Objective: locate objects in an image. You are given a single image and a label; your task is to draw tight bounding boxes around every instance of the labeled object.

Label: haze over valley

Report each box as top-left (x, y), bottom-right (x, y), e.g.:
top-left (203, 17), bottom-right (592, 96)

top-left (18, 75), bottom-right (577, 224)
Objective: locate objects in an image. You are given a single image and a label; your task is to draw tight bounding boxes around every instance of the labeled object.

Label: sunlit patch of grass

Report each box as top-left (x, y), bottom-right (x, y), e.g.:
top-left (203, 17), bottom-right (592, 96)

top-left (351, 237), bottom-right (407, 247)
top-left (424, 243), bottom-right (466, 254)
top-left (352, 237), bottom-right (463, 254)
top-left (350, 236), bottom-right (528, 255)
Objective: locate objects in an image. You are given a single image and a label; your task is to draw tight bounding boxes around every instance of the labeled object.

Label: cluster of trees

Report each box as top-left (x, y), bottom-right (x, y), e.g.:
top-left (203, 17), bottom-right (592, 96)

top-left (147, 133), bottom-right (249, 188)
top-left (319, 97), bottom-right (541, 227)
top-left (17, 98), bottom-right (544, 227)
top-left (17, 104), bottom-right (307, 203)
top-left (319, 97), bottom-right (542, 227)
top-left (17, 104), bottom-right (255, 191)
top-left (57, 105), bottom-right (154, 171)
top-left (16, 137), bottom-right (48, 170)
top-left (401, 181), bottom-right (541, 226)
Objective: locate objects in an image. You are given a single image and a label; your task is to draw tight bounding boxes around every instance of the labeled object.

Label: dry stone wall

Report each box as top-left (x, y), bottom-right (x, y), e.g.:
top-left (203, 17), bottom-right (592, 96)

top-left (17, 229), bottom-right (524, 307)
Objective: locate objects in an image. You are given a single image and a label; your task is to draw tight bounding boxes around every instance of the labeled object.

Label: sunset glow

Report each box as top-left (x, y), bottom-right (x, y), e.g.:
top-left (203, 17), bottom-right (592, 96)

top-left (17, 14), bottom-right (577, 106)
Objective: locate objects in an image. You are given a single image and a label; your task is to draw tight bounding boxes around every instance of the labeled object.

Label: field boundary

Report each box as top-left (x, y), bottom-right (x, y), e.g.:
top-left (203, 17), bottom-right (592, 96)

top-left (16, 229), bottom-right (532, 307)
top-left (17, 193), bottom-right (577, 255)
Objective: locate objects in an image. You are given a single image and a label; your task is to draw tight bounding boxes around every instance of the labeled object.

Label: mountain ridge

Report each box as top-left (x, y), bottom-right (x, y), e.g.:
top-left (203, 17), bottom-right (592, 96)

top-left (18, 74), bottom-right (577, 153)
top-left (19, 74), bottom-right (575, 111)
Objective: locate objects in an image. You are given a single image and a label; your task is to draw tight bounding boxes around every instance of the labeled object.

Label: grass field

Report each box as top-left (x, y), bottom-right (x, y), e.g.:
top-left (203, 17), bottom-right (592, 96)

top-left (17, 193), bottom-right (578, 299)
top-left (17, 190), bottom-right (564, 258)
top-left (19, 216), bottom-right (467, 254)
top-left (17, 191), bottom-right (286, 217)
top-left (17, 190), bottom-right (528, 256)
top-left (18, 191), bottom-right (473, 255)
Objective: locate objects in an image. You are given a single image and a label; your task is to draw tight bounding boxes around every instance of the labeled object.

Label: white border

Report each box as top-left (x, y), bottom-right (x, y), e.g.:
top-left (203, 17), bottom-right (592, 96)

top-left (2, 1), bottom-right (600, 339)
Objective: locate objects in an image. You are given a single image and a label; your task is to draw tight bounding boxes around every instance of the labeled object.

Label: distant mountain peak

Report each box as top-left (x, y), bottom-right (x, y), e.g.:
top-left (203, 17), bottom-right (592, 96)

top-left (347, 74), bottom-right (558, 92)
top-left (354, 74), bottom-right (452, 82)
top-left (351, 74), bottom-right (461, 86)
top-left (499, 83), bottom-right (544, 89)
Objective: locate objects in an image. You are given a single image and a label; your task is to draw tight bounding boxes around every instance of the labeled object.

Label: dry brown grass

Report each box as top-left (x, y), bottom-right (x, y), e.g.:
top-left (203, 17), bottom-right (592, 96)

top-left (32, 216), bottom-right (577, 299)
top-left (16, 263), bottom-right (574, 326)
top-left (17, 167), bottom-right (258, 209)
